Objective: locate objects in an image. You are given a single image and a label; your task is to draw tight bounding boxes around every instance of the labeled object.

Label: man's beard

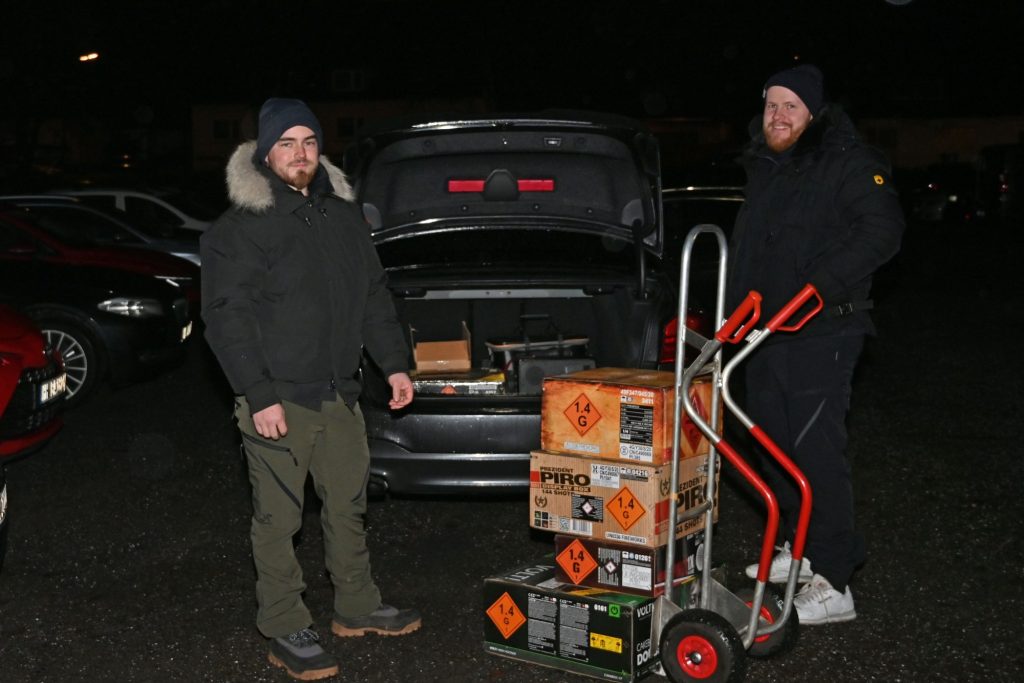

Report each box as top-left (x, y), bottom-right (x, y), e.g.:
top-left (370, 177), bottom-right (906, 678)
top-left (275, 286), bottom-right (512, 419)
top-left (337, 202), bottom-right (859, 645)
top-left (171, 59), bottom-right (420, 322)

top-left (764, 122), bottom-right (807, 153)
top-left (287, 166), bottom-right (315, 190)
top-left (280, 162), bottom-right (315, 191)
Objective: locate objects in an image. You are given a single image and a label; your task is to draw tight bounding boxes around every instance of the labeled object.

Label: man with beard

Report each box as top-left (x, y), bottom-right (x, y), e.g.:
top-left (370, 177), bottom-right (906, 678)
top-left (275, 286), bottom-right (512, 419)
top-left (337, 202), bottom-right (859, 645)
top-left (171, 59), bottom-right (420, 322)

top-left (201, 98), bottom-right (420, 679)
top-left (728, 65), bottom-right (904, 624)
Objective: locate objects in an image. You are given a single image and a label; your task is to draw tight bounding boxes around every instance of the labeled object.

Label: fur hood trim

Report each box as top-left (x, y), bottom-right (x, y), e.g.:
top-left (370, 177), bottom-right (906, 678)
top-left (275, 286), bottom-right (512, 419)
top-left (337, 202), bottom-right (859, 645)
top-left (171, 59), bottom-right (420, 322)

top-left (225, 140), bottom-right (354, 212)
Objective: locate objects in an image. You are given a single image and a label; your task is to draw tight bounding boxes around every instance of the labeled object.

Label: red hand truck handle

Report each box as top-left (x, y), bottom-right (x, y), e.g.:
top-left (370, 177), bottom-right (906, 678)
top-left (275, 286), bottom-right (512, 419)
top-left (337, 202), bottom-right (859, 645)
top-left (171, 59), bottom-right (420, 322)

top-left (715, 291), bottom-right (762, 343)
top-left (765, 283), bottom-right (823, 333)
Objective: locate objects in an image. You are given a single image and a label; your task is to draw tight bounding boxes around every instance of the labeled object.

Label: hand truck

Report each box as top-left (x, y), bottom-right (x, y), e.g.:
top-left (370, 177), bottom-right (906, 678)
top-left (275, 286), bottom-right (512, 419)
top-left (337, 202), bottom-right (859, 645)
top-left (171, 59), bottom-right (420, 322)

top-left (651, 225), bottom-right (824, 682)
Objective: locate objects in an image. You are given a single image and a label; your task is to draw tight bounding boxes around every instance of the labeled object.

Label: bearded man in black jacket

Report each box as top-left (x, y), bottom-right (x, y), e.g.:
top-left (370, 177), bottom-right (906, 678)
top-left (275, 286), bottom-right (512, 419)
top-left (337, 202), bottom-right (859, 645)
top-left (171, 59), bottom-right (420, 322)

top-left (729, 65), bottom-right (904, 625)
top-left (201, 98), bottom-right (420, 680)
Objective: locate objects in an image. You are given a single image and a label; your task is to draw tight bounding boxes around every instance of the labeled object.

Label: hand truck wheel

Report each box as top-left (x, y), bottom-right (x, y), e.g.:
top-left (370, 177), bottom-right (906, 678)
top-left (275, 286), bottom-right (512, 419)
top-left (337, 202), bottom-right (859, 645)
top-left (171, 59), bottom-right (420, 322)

top-left (736, 584), bottom-right (800, 658)
top-left (659, 609), bottom-right (746, 683)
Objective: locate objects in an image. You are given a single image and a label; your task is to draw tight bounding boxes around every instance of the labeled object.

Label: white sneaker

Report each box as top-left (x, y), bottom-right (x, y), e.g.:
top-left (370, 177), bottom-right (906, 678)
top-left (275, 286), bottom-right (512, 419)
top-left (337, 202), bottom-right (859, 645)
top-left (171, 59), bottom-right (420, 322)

top-left (744, 541), bottom-right (813, 583)
top-left (794, 574), bottom-right (857, 625)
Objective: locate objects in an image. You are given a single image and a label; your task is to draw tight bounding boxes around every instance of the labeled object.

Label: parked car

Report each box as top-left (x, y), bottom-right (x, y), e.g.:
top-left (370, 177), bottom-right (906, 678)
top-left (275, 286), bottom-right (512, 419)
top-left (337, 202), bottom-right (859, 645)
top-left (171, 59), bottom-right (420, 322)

top-left (0, 195), bottom-right (202, 266)
top-left (50, 187), bottom-right (217, 233)
top-left (342, 111), bottom-right (704, 495)
top-left (0, 209), bottom-right (196, 406)
top-left (977, 144), bottom-right (1023, 221)
top-left (1, 304), bottom-right (67, 571)
top-left (900, 163), bottom-right (983, 224)
top-left (0, 203), bottom-right (199, 305)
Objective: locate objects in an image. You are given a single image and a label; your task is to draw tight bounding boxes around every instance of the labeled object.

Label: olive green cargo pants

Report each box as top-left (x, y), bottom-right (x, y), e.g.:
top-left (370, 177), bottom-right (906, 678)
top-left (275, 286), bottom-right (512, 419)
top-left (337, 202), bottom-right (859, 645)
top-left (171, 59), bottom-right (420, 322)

top-left (235, 395), bottom-right (382, 638)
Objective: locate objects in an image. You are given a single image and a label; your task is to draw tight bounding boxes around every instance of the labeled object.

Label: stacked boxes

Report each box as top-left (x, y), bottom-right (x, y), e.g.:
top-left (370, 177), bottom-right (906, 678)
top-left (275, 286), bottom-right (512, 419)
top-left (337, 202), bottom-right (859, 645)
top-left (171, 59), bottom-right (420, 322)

top-left (529, 449), bottom-right (716, 548)
top-left (483, 561), bottom-right (700, 682)
top-left (484, 368), bottom-right (721, 682)
top-left (540, 367), bottom-right (716, 464)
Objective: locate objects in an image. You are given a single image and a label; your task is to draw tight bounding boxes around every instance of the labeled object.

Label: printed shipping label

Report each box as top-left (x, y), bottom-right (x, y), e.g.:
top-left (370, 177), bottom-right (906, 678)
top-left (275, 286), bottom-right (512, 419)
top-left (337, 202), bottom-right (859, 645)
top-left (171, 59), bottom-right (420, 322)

top-left (622, 563), bottom-right (653, 591)
top-left (591, 463), bottom-right (621, 488)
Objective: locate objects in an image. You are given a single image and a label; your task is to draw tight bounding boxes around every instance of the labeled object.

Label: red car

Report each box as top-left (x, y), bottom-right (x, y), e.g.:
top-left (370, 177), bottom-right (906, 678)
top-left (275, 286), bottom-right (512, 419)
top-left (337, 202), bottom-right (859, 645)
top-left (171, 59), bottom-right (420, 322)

top-left (0, 204), bottom-right (200, 306)
top-left (0, 304), bottom-right (67, 571)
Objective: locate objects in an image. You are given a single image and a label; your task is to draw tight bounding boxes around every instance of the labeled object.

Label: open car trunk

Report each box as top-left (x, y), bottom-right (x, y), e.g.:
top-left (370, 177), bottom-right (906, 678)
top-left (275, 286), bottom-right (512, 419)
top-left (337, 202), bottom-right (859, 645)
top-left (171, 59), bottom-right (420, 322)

top-left (346, 112), bottom-right (671, 492)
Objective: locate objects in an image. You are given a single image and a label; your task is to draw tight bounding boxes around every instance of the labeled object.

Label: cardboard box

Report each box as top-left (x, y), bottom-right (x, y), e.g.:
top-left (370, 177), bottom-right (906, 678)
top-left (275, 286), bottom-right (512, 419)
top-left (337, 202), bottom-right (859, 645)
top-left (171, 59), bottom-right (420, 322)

top-left (540, 367), bottom-right (719, 465)
top-left (529, 450), bottom-right (718, 548)
top-left (410, 369), bottom-right (504, 395)
top-left (553, 531), bottom-right (705, 597)
top-left (483, 559), bottom-right (699, 682)
top-left (410, 321), bottom-right (471, 373)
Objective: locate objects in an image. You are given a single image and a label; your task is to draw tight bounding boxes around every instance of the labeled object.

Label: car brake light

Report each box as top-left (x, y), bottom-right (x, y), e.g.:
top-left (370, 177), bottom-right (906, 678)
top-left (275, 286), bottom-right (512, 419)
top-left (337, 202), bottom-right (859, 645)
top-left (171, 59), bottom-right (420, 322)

top-left (448, 180), bottom-right (485, 192)
top-left (447, 178), bottom-right (554, 193)
top-left (517, 179), bottom-right (555, 192)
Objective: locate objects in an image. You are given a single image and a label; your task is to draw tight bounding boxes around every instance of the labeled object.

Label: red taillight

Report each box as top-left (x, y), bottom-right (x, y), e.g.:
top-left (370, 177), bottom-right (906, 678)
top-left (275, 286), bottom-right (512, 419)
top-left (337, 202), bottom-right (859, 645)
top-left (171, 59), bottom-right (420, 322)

top-left (447, 178), bottom-right (555, 193)
top-left (660, 311), bottom-right (709, 366)
top-left (517, 179), bottom-right (555, 192)
top-left (448, 180), bottom-right (486, 193)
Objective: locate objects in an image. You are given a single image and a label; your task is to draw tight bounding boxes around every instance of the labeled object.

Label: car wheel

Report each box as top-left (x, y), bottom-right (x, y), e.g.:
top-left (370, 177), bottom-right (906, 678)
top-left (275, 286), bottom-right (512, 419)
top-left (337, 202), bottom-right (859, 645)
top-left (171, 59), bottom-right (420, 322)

top-left (37, 318), bottom-right (101, 407)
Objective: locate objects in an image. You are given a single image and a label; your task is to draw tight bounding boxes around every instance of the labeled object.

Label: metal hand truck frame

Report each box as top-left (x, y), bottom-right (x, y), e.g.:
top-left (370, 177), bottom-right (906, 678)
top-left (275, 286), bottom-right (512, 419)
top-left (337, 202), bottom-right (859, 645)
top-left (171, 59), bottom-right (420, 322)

top-left (651, 225), bottom-right (823, 682)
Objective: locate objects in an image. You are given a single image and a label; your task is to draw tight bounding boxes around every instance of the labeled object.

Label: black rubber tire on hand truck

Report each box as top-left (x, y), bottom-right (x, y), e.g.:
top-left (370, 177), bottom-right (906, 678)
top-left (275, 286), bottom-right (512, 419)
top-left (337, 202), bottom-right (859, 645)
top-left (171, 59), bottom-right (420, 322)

top-left (659, 608), bottom-right (746, 683)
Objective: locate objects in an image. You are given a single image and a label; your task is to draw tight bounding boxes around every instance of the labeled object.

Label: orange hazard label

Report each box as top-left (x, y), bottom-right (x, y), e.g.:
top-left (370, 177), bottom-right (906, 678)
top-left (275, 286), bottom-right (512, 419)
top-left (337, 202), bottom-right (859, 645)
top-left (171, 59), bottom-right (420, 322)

top-left (563, 393), bottom-right (602, 436)
top-left (608, 486), bottom-right (647, 531)
top-left (556, 539), bottom-right (598, 585)
top-left (683, 388), bottom-right (709, 452)
top-left (486, 592), bottom-right (526, 639)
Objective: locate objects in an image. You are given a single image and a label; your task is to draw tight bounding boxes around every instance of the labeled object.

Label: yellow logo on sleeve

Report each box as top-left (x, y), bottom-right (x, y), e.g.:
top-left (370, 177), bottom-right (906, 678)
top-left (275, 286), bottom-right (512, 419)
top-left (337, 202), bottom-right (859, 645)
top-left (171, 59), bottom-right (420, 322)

top-left (873, 175), bottom-right (885, 185)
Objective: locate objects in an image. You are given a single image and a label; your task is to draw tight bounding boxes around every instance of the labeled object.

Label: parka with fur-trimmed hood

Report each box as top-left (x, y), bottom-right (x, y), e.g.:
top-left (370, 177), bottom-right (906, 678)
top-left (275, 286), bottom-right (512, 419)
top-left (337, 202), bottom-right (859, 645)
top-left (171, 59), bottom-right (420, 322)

top-left (728, 104), bottom-right (905, 339)
top-left (200, 141), bottom-right (409, 413)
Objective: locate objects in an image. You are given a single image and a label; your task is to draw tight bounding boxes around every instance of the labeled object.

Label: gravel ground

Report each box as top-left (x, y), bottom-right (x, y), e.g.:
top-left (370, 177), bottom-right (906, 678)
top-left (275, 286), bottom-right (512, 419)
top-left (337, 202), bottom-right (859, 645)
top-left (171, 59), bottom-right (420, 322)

top-left (0, 219), bottom-right (1021, 682)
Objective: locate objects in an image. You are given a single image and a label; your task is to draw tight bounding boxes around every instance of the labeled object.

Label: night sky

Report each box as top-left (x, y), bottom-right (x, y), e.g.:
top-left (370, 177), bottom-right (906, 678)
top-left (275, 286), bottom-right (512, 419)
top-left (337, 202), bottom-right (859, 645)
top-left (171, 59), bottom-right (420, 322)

top-left (4, 0), bottom-right (1022, 126)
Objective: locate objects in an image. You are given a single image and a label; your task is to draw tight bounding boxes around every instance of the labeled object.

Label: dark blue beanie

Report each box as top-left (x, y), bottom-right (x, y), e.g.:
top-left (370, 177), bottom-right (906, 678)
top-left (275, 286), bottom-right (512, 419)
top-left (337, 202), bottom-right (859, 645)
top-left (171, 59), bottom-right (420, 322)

top-left (255, 98), bottom-right (323, 163)
top-left (763, 64), bottom-right (825, 115)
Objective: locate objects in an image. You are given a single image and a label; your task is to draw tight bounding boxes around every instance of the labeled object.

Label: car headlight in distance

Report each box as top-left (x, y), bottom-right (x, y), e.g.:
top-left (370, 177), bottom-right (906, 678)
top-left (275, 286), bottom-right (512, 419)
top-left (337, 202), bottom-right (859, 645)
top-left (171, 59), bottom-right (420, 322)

top-left (97, 298), bottom-right (165, 317)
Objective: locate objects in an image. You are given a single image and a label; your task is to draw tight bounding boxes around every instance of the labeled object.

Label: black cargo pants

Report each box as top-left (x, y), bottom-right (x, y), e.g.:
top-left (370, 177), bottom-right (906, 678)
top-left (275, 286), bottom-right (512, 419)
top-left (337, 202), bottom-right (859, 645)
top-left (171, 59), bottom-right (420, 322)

top-left (743, 333), bottom-right (866, 592)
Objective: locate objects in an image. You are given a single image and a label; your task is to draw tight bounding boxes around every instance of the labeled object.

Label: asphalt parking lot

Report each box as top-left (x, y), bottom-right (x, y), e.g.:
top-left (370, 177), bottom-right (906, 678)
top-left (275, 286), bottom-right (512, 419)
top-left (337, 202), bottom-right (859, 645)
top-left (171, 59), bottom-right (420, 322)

top-left (0, 220), bottom-right (1021, 682)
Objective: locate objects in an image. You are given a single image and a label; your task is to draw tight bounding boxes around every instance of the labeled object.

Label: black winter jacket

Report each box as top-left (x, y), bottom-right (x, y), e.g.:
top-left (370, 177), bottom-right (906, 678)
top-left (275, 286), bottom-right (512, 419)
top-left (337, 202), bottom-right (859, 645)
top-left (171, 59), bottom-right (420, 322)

top-left (201, 142), bottom-right (409, 413)
top-left (728, 105), bottom-right (904, 339)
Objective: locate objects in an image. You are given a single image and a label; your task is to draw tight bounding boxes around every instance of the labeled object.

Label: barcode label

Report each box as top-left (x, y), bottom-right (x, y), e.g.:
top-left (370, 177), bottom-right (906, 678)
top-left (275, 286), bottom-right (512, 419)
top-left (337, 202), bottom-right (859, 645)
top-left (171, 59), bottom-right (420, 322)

top-left (570, 519), bottom-right (593, 535)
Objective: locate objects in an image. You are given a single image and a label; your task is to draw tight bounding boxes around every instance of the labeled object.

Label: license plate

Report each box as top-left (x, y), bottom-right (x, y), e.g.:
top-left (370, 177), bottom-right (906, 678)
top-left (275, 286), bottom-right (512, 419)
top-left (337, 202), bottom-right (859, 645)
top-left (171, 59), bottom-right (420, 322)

top-left (39, 372), bottom-right (67, 405)
top-left (181, 321), bottom-right (193, 342)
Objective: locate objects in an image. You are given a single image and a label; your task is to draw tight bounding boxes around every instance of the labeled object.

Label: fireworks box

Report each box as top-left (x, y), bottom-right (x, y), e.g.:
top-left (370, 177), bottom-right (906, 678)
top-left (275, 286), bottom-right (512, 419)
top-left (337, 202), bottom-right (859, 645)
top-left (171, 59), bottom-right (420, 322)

top-left (553, 530), bottom-right (705, 597)
top-left (530, 450), bottom-right (718, 548)
top-left (540, 367), bottom-right (718, 465)
top-left (483, 559), bottom-right (699, 682)
top-left (410, 369), bottom-right (505, 395)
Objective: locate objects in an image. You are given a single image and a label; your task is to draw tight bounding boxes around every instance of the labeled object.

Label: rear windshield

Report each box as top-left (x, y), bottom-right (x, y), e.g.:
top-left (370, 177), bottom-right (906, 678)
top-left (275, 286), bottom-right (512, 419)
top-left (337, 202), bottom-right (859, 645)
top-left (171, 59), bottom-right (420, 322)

top-left (376, 227), bottom-right (635, 271)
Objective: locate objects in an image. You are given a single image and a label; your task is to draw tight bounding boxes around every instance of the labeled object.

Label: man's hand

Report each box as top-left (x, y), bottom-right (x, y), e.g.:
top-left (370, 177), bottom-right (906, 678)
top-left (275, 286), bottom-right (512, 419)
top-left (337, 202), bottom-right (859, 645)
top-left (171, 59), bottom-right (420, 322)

top-left (387, 372), bottom-right (414, 410)
top-left (252, 403), bottom-right (288, 440)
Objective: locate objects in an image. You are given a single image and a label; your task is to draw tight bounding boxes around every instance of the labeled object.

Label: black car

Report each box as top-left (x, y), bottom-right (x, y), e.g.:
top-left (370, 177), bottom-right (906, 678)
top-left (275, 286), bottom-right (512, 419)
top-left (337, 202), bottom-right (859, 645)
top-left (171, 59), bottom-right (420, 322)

top-left (343, 112), bottom-right (691, 495)
top-left (0, 256), bottom-right (193, 407)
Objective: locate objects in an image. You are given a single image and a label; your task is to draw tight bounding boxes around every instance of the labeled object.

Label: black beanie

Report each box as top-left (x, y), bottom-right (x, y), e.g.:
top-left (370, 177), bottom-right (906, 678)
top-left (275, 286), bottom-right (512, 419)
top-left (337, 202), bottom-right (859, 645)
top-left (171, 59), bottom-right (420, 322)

top-left (763, 64), bottom-right (824, 115)
top-left (255, 98), bottom-right (324, 163)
